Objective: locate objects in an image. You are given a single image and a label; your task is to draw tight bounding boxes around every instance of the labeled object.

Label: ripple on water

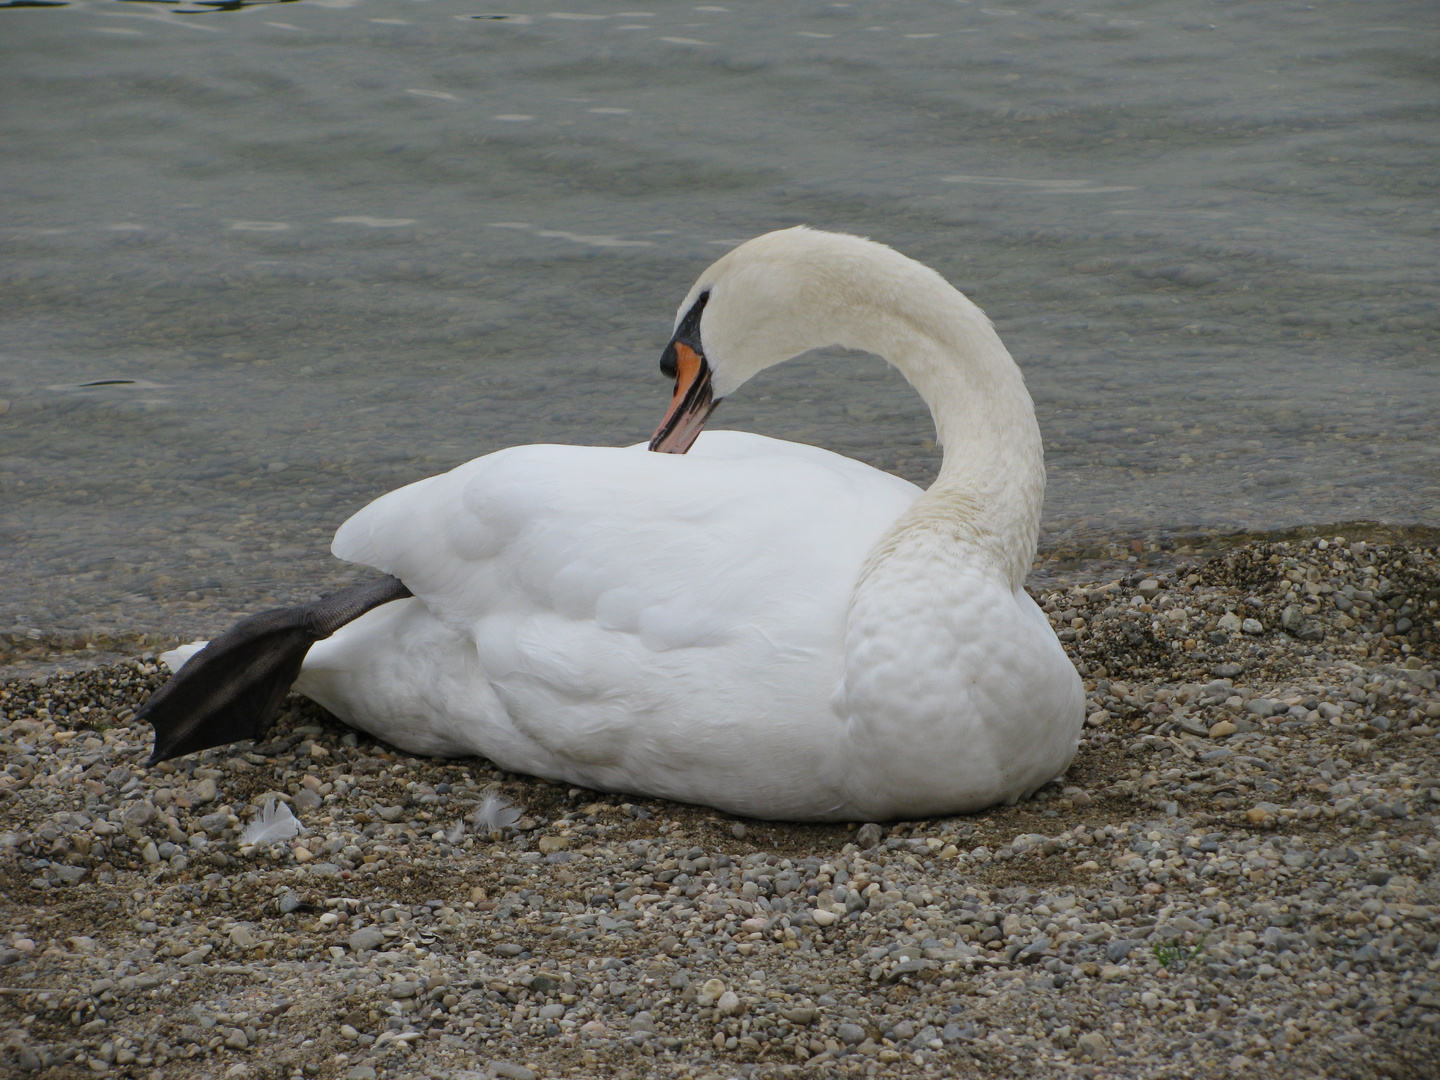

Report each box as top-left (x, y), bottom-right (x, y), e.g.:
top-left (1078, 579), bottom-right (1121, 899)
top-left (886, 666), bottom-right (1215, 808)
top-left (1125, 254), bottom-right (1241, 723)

top-left (0, 0), bottom-right (1435, 641)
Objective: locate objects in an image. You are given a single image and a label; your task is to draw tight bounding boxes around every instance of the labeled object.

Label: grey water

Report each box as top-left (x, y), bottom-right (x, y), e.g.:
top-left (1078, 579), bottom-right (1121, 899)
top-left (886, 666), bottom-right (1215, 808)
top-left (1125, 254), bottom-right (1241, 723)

top-left (1, 0), bottom-right (1437, 651)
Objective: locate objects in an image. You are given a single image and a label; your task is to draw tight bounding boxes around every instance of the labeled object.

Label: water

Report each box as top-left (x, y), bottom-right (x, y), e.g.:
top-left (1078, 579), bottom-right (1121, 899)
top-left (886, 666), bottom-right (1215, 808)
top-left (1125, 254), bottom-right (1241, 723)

top-left (2, 0), bottom-right (1438, 654)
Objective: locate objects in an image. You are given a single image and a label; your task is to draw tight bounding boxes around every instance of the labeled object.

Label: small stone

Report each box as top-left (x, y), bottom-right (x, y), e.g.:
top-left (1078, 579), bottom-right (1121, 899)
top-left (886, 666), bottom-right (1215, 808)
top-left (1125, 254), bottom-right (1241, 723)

top-left (193, 778), bottom-right (218, 805)
top-left (698, 978), bottom-right (726, 1005)
top-left (294, 788), bottom-right (323, 811)
top-left (856, 822), bottom-right (885, 849)
top-left (345, 1068), bottom-right (377, 1080)
top-left (230, 926), bottom-right (256, 949)
top-left (1106, 939), bottom-right (1140, 963)
top-left (121, 801), bottom-right (154, 826)
top-left (887, 957), bottom-right (937, 980)
top-left (536, 835), bottom-right (568, 854)
top-left (277, 890), bottom-right (304, 914)
top-left (1077, 1031), bottom-right (1109, 1059)
top-left (811, 908), bottom-right (838, 927)
top-left (489, 1065), bottom-right (536, 1080)
top-left (730, 822), bottom-right (747, 839)
top-left (1218, 612), bottom-right (1242, 633)
top-left (224, 1028), bottom-right (249, 1049)
top-left (716, 990), bottom-right (742, 1016)
top-left (1209, 720), bottom-right (1237, 739)
top-left (1241, 618), bottom-right (1263, 635)
top-left (836, 1023), bottom-right (867, 1046)
top-left (1176, 717), bottom-right (1210, 738)
top-left (376, 805), bottom-right (406, 823)
top-left (1137, 579), bottom-right (1161, 600)
top-left (348, 927), bottom-right (386, 952)
top-left (1246, 806), bottom-right (1272, 825)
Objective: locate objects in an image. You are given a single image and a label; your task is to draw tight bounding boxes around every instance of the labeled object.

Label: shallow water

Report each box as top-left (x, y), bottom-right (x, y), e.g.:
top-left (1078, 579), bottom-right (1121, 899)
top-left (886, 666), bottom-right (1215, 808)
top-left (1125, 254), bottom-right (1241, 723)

top-left (1, 0), bottom-right (1437, 645)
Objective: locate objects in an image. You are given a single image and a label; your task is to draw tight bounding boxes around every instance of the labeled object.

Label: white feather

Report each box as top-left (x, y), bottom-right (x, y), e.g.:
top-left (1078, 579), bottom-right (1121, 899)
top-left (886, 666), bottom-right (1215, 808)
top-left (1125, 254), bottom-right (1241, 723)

top-left (240, 798), bottom-right (306, 846)
top-left (468, 793), bottom-right (521, 836)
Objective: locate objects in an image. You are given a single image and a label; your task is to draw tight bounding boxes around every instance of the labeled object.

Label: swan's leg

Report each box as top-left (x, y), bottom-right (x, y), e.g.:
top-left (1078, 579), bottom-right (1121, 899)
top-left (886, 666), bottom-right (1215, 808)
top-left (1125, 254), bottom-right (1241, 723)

top-left (138, 576), bottom-right (412, 765)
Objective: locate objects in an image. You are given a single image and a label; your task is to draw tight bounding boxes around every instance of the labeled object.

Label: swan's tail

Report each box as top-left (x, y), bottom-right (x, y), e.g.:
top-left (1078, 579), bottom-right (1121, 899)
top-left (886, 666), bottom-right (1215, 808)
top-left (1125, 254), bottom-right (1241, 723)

top-left (138, 575), bottom-right (411, 764)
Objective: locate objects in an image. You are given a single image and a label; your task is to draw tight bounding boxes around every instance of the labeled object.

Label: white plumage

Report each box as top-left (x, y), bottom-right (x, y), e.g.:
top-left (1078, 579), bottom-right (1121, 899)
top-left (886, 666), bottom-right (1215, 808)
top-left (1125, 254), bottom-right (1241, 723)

top-left (169, 228), bottom-right (1084, 821)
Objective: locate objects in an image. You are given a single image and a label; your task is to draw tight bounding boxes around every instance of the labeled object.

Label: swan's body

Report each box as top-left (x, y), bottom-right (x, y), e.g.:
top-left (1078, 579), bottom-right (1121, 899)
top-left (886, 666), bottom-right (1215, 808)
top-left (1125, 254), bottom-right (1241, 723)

top-left (158, 228), bottom-right (1084, 821)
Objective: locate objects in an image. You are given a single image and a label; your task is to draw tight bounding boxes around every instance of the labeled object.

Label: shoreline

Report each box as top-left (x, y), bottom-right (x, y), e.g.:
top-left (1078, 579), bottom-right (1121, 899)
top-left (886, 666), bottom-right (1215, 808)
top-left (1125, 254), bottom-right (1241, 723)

top-left (0, 532), bottom-right (1437, 1078)
top-left (5, 520), bottom-right (1438, 684)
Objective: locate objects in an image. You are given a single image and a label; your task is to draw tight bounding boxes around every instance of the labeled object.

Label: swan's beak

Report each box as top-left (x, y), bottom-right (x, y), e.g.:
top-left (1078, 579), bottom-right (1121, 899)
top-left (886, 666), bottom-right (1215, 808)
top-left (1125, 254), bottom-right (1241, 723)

top-left (649, 341), bottom-right (721, 454)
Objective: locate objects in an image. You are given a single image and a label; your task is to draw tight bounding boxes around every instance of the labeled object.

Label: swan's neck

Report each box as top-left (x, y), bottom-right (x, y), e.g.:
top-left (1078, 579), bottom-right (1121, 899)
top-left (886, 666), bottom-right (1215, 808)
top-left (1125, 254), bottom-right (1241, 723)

top-left (827, 260), bottom-right (1049, 818)
top-left (838, 267), bottom-right (1044, 591)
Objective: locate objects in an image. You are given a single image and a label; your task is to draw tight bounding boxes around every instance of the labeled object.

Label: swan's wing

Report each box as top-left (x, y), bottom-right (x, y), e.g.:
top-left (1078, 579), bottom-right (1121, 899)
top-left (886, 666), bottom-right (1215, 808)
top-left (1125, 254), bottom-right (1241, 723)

top-left (332, 431), bottom-right (918, 647)
top-left (327, 431), bottom-right (920, 771)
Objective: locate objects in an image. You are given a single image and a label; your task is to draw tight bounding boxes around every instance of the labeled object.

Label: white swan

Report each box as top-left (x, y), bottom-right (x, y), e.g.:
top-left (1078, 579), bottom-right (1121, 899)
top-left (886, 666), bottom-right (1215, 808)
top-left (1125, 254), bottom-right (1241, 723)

top-left (155, 227), bottom-right (1083, 821)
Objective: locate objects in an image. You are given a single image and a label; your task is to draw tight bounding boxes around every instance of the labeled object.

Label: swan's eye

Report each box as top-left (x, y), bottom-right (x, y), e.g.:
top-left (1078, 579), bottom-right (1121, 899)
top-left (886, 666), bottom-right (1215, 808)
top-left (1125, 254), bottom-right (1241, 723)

top-left (661, 290), bottom-right (710, 380)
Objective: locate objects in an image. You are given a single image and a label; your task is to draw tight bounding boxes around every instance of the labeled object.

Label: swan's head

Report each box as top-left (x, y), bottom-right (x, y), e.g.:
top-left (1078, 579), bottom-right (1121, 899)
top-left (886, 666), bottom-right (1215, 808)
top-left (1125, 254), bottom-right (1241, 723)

top-left (650, 226), bottom-right (923, 453)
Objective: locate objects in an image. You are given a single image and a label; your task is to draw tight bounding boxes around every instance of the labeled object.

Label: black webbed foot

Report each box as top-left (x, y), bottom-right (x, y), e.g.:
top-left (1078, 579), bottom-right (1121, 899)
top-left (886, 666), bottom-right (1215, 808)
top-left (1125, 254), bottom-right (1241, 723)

top-left (139, 575), bottom-right (412, 764)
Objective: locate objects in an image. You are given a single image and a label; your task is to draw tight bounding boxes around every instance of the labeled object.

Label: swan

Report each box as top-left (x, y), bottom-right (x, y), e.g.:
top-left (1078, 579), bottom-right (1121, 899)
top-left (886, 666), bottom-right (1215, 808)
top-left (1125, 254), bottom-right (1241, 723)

top-left (138, 227), bottom-right (1083, 822)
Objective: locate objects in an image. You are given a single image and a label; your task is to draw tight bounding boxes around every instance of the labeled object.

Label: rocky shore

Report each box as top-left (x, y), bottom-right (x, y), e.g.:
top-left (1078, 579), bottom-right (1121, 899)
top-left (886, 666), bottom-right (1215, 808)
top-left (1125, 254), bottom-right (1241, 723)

top-left (2, 534), bottom-right (1438, 1080)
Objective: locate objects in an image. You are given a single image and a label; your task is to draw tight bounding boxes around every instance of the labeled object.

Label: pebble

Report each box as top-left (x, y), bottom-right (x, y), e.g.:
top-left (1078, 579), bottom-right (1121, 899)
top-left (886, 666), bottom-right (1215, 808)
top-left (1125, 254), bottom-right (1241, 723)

top-left (348, 927), bottom-right (386, 953)
top-left (0, 535), bottom-right (1436, 1079)
top-left (856, 822), bottom-right (885, 849)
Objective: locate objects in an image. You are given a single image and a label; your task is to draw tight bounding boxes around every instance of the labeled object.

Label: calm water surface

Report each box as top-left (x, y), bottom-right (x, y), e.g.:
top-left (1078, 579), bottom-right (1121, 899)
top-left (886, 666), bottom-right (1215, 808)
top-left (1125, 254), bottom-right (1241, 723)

top-left (2, 0), bottom-right (1437, 647)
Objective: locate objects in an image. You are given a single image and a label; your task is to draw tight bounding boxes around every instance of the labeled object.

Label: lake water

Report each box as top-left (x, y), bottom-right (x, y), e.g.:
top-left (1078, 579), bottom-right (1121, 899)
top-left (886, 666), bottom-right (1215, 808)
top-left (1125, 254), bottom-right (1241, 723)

top-left (2, 0), bottom-right (1437, 654)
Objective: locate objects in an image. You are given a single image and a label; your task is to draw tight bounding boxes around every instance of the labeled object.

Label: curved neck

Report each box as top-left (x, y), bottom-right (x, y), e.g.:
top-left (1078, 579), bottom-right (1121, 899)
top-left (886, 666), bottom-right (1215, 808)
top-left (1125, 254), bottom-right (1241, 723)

top-left (827, 258), bottom-right (1045, 591)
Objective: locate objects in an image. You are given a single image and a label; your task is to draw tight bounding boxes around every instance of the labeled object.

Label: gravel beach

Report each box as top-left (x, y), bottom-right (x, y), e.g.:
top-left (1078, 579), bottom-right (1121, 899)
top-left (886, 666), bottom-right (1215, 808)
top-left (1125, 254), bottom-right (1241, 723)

top-left (2, 533), bottom-right (1438, 1080)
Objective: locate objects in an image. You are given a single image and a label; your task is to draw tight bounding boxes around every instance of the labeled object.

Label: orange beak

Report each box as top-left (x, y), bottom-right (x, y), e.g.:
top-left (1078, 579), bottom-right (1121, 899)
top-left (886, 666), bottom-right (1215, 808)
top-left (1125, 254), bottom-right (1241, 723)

top-left (649, 341), bottom-right (720, 454)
